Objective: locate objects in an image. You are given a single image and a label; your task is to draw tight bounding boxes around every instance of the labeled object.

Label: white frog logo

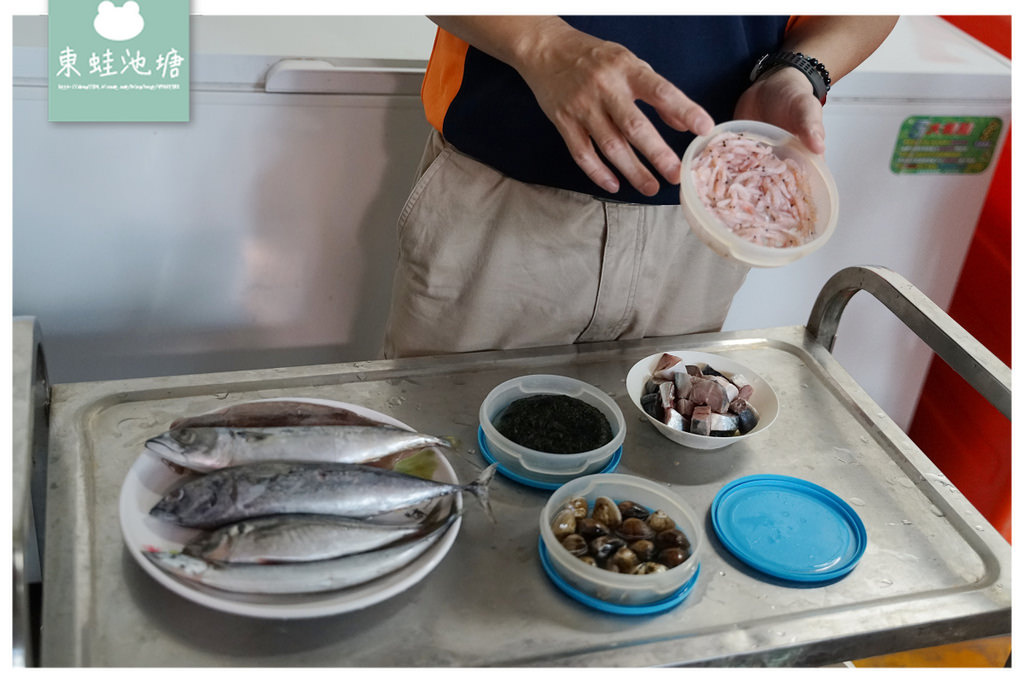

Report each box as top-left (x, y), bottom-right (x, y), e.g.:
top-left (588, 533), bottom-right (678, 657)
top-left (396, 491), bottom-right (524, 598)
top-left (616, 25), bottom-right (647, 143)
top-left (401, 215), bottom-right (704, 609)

top-left (93, 1), bottom-right (145, 42)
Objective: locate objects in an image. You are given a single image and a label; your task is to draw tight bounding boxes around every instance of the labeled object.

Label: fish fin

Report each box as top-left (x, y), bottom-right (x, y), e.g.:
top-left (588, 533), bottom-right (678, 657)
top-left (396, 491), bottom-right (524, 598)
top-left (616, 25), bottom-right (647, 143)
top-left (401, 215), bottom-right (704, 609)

top-left (467, 463), bottom-right (498, 524)
top-left (419, 511), bottom-right (461, 544)
top-left (420, 500), bottom-right (447, 526)
top-left (423, 503), bottom-right (463, 535)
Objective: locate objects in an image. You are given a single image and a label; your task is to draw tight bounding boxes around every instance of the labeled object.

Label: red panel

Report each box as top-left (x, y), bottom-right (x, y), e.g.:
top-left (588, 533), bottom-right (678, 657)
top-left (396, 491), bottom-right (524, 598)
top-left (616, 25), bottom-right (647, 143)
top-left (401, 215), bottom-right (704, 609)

top-left (939, 15), bottom-right (1011, 58)
top-left (908, 17), bottom-right (1011, 542)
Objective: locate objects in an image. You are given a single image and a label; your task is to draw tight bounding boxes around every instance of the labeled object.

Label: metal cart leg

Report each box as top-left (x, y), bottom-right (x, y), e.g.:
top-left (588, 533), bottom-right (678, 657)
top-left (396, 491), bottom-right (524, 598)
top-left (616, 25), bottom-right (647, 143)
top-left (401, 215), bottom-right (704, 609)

top-left (805, 265), bottom-right (1011, 419)
top-left (13, 317), bottom-right (51, 667)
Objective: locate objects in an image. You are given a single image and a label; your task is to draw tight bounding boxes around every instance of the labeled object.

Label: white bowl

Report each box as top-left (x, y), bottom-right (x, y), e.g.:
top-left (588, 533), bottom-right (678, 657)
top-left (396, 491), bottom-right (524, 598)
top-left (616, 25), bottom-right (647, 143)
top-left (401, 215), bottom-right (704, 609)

top-left (479, 374), bottom-right (625, 477)
top-left (539, 474), bottom-right (702, 606)
top-left (625, 350), bottom-right (779, 450)
top-left (680, 120), bottom-right (838, 268)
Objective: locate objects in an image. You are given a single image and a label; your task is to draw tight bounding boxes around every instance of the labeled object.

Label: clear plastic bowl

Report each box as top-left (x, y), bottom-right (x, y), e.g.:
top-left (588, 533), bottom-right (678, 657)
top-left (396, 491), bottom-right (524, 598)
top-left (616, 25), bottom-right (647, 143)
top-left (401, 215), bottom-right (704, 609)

top-left (625, 350), bottom-right (779, 450)
top-left (539, 474), bottom-right (702, 606)
top-left (680, 119), bottom-right (839, 268)
top-left (479, 374), bottom-right (625, 477)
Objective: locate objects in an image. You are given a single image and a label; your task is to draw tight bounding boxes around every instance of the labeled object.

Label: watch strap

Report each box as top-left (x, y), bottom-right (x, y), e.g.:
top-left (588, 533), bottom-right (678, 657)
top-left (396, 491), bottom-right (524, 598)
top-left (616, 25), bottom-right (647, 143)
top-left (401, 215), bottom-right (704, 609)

top-left (750, 51), bottom-right (831, 104)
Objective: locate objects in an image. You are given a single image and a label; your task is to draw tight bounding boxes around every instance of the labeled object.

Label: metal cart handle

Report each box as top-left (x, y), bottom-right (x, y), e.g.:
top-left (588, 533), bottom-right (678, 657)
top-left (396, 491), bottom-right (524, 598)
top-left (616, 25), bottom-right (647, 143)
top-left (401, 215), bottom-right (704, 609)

top-left (806, 265), bottom-right (1011, 419)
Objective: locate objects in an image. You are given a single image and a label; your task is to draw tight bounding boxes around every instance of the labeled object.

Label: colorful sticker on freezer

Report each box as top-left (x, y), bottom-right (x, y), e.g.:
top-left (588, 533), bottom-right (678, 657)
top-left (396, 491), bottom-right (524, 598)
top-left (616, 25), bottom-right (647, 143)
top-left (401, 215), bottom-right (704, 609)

top-left (891, 116), bottom-right (1002, 174)
top-left (48, 1), bottom-right (189, 122)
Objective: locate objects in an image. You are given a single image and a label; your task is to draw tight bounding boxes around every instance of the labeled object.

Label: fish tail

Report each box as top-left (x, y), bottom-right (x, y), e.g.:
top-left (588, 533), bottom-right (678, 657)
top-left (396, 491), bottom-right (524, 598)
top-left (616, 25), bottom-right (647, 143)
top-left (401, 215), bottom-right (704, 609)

top-left (465, 463), bottom-right (498, 524)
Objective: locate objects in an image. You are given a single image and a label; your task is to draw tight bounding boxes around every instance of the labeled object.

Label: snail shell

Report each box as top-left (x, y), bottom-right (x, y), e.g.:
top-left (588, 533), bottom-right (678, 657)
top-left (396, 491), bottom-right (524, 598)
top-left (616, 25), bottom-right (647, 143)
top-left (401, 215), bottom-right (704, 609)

top-left (589, 534), bottom-right (626, 561)
top-left (568, 497), bottom-right (589, 518)
top-left (605, 546), bottom-right (639, 573)
top-left (575, 517), bottom-right (610, 541)
top-left (655, 528), bottom-right (690, 550)
top-left (551, 507), bottom-right (577, 540)
top-left (629, 539), bottom-right (657, 562)
top-left (617, 517), bottom-right (655, 542)
top-left (647, 509), bottom-right (676, 532)
top-left (658, 547), bottom-right (691, 568)
top-left (560, 533), bottom-right (588, 557)
top-left (592, 496), bottom-right (623, 529)
top-left (617, 500), bottom-right (650, 520)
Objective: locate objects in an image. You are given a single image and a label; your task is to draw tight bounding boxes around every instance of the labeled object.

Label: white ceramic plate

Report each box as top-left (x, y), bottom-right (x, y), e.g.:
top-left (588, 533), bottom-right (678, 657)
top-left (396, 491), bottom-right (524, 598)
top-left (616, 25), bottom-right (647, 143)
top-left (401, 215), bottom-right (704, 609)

top-left (118, 398), bottom-right (462, 619)
top-left (625, 351), bottom-right (779, 450)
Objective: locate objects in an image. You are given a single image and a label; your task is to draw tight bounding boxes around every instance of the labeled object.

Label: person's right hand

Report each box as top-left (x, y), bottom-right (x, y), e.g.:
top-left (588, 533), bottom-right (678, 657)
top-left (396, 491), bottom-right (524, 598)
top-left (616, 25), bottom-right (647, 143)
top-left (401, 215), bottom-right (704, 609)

top-left (511, 19), bottom-right (715, 196)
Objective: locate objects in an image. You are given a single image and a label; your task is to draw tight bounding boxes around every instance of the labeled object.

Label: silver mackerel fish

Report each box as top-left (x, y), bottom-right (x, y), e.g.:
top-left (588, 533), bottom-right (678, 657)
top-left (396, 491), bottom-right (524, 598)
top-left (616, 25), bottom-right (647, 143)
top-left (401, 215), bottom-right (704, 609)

top-left (145, 515), bottom-right (457, 594)
top-left (182, 511), bottom-right (452, 564)
top-left (150, 461), bottom-right (496, 529)
top-left (168, 400), bottom-right (387, 430)
top-left (144, 424), bottom-right (452, 472)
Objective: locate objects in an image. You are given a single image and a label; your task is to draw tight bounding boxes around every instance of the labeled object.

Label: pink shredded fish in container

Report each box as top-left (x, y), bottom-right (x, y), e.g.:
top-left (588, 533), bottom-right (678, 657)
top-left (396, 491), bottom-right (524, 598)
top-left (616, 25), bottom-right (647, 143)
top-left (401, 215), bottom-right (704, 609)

top-left (679, 120), bottom-right (838, 268)
top-left (691, 131), bottom-right (816, 248)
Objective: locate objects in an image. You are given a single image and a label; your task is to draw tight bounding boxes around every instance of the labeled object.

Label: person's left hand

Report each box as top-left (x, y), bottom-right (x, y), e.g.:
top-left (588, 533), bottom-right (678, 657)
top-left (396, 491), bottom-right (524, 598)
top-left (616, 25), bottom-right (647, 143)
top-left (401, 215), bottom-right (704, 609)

top-left (735, 66), bottom-right (826, 155)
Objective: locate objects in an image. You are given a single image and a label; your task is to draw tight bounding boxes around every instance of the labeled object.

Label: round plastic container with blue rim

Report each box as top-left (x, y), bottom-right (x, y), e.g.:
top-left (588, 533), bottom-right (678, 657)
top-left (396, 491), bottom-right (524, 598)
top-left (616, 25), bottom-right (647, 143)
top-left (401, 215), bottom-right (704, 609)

top-left (478, 374), bottom-right (626, 483)
top-left (477, 426), bottom-right (621, 490)
top-left (539, 538), bottom-right (701, 615)
top-left (539, 474), bottom-right (703, 608)
top-left (711, 474), bottom-right (867, 582)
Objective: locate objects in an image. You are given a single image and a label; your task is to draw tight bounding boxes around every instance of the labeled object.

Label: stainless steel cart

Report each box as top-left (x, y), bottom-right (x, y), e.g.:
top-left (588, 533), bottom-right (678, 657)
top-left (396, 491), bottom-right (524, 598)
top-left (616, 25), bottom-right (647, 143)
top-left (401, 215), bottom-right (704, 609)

top-left (15, 266), bottom-right (1011, 666)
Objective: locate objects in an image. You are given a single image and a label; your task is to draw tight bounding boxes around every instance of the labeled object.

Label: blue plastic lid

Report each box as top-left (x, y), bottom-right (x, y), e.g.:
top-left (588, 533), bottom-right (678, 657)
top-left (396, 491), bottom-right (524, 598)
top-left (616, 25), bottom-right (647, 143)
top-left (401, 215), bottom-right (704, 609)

top-left (711, 474), bottom-right (866, 583)
top-left (477, 426), bottom-right (621, 490)
top-left (537, 538), bottom-right (700, 616)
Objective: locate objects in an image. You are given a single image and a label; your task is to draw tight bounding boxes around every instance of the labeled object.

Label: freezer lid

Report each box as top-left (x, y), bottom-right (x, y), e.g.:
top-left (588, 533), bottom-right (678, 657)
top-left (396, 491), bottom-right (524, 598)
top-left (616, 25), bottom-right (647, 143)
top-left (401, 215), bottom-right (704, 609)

top-left (16, 15), bottom-right (1008, 100)
top-left (13, 15), bottom-right (434, 92)
top-left (831, 16), bottom-right (1010, 102)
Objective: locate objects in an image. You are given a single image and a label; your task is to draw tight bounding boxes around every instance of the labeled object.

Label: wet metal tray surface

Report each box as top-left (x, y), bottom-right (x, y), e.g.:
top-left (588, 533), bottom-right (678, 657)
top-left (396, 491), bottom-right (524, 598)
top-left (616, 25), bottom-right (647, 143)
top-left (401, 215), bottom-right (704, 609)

top-left (38, 268), bottom-right (1011, 666)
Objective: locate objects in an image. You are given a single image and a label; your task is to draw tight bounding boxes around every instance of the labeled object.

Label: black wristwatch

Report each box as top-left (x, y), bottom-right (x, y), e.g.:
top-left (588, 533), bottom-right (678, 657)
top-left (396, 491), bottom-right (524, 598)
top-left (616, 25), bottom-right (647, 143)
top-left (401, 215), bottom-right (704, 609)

top-left (749, 51), bottom-right (831, 105)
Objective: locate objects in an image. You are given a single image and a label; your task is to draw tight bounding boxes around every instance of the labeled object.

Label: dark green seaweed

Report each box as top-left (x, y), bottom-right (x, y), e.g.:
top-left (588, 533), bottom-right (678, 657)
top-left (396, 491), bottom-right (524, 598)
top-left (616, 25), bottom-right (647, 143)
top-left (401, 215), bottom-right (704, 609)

top-left (495, 394), bottom-right (613, 454)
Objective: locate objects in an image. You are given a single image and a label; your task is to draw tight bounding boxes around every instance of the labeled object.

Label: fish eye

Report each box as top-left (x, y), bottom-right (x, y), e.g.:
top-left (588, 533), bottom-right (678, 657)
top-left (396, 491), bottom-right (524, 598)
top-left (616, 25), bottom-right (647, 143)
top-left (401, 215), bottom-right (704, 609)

top-left (173, 428), bottom-right (196, 445)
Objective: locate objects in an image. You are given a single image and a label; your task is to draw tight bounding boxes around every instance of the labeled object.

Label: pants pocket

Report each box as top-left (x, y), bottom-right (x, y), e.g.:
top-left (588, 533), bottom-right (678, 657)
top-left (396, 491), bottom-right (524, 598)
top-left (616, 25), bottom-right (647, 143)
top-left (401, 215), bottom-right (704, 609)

top-left (397, 131), bottom-right (453, 241)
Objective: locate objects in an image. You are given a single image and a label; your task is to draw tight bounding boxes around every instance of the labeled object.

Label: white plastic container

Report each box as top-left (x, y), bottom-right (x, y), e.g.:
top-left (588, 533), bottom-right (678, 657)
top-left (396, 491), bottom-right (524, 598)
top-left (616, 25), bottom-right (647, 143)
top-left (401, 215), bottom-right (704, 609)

top-left (680, 120), bottom-right (839, 267)
top-left (479, 375), bottom-right (625, 478)
top-left (539, 474), bottom-right (702, 606)
top-left (625, 350), bottom-right (779, 450)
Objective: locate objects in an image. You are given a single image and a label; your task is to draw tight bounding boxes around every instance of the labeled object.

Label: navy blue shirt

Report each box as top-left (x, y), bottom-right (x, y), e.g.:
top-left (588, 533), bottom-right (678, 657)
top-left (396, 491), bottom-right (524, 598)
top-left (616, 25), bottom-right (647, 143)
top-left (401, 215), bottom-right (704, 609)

top-left (438, 16), bottom-right (790, 204)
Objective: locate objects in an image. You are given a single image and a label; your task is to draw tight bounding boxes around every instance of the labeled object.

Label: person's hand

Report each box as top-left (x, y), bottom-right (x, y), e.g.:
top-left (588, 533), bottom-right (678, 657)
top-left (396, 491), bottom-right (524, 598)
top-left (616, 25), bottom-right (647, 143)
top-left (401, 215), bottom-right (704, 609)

top-left (513, 20), bottom-right (715, 196)
top-left (735, 66), bottom-right (827, 155)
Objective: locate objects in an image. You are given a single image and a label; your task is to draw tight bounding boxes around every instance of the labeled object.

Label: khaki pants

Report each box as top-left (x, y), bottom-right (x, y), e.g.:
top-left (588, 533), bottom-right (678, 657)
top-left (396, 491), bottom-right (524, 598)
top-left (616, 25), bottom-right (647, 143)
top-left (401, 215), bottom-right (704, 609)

top-left (382, 131), bottom-right (749, 359)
